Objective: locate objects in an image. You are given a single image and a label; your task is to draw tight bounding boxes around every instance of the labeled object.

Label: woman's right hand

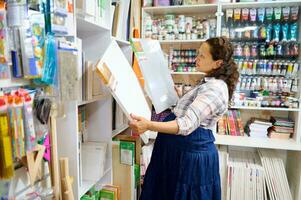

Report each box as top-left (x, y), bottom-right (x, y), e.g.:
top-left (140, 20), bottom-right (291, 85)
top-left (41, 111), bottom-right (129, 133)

top-left (174, 85), bottom-right (181, 97)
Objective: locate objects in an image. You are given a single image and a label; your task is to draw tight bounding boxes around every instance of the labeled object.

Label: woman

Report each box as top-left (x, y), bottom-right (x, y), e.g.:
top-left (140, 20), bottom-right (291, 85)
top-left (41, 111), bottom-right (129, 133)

top-left (129, 37), bottom-right (239, 200)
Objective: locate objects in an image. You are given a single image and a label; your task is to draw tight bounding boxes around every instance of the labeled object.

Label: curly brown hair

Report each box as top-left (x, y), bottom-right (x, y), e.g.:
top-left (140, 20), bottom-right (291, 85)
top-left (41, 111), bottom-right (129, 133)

top-left (205, 37), bottom-right (239, 100)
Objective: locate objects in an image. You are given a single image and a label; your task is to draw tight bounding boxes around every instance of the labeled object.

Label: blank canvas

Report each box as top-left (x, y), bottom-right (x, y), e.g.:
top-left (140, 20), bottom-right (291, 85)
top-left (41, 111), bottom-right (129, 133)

top-left (131, 39), bottom-right (179, 114)
top-left (95, 41), bottom-right (151, 144)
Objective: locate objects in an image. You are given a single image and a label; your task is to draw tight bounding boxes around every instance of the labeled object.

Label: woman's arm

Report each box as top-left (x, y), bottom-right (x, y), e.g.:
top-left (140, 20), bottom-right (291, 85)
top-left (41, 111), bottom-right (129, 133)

top-left (129, 114), bottom-right (179, 135)
top-left (129, 80), bottom-right (228, 136)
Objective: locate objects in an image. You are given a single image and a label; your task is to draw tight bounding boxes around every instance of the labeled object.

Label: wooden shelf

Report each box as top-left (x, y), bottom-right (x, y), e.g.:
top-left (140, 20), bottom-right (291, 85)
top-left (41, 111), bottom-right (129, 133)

top-left (171, 71), bottom-right (205, 75)
top-left (78, 94), bottom-right (110, 106)
top-left (221, 0), bottom-right (301, 9)
top-left (215, 134), bottom-right (301, 151)
top-left (158, 39), bottom-right (206, 44)
top-left (112, 124), bottom-right (129, 138)
top-left (230, 106), bottom-right (301, 112)
top-left (143, 4), bottom-right (218, 15)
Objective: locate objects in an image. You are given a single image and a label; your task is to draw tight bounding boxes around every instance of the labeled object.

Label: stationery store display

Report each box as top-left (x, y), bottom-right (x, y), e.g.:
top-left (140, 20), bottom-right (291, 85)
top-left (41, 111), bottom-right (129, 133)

top-left (144, 13), bottom-right (216, 40)
top-left (222, 6), bottom-right (301, 109)
top-left (0, 88), bottom-right (53, 181)
top-left (0, 0), bottom-right (74, 198)
top-left (169, 49), bottom-right (197, 72)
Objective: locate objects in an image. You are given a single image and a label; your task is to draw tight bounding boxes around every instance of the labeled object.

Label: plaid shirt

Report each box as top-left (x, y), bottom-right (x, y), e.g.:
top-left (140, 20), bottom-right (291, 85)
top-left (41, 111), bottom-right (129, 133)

top-left (174, 78), bottom-right (229, 136)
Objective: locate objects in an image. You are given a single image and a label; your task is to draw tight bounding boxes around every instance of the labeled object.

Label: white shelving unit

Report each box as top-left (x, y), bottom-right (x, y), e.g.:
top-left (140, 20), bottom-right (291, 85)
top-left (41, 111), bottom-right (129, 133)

top-left (78, 94), bottom-right (110, 106)
top-left (171, 71), bottom-right (205, 75)
top-left (158, 39), bottom-right (206, 44)
top-left (230, 106), bottom-right (301, 112)
top-left (215, 134), bottom-right (301, 151)
top-left (142, 4), bottom-right (218, 15)
top-left (0, 79), bottom-right (29, 88)
top-left (56, 1), bottom-right (132, 199)
top-left (142, 2), bottom-right (301, 200)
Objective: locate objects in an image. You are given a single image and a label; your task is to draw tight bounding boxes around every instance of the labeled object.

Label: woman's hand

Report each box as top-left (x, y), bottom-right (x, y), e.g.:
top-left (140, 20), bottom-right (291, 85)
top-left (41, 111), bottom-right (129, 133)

top-left (174, 85), bottom-right (181, 97)
top-left (129, 114), bottom-right (151, 134)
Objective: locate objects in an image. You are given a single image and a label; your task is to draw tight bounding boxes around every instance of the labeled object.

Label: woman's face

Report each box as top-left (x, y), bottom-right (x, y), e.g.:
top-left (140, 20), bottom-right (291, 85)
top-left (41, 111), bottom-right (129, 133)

top-left (195, 42), bottom-right (222, 73)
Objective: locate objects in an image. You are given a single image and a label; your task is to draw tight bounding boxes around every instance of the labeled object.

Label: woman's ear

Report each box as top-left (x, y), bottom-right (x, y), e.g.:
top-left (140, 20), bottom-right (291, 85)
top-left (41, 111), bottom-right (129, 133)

top-left (213, 60), bottom-right (223, 69)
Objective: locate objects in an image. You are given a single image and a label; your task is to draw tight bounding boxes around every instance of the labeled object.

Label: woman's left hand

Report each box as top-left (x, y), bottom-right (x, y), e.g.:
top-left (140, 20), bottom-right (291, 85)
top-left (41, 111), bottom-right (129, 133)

top-left (129, 114), bottom-right (151, 134)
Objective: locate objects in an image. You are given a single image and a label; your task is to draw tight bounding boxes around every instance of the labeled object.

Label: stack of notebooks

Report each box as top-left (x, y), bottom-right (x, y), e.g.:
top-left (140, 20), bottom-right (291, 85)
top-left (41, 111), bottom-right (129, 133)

top-left (245, 118), bottom-right (272, 138)
top-left (227, 150), bottom-right (266, 200)
top-left (217, 110), bottom-right (244, 136)
top-left (268, 117), bottom-right (294, 140)
top-left (258, 149), bottom-right (293, 200)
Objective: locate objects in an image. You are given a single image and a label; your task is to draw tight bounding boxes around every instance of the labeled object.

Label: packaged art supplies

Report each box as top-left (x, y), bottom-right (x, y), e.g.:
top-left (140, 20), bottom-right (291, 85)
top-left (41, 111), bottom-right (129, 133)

top-left (8, 95), bottom-right (26, 159)
top-left (31, 14), bottom-right (45, 77)
top-left (57, 44), bottom-right (81, 101)
top-left (41, 33), bottom-right (58, 85)
top-left (51, 0), bottom-right (69, 36)
top-left (0, 99), bottom-right (14, 179)
top-left (0, 8), bottom-right (10, 80)
top-left (19, 20), bottom-right (40, 79)
top-left (23, 93), bottom-right (36, 152)
top-left (10, 28), bottom-right (23, 78)
top-left (120, 141), bottom-right (135, 166)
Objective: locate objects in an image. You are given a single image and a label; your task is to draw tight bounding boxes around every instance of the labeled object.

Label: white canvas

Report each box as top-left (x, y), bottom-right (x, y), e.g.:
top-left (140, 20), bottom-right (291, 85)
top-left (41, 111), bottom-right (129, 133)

top-left (131, 39), bottom-right (179, 114)
top-left (95, 41), bottom-right (152, 144)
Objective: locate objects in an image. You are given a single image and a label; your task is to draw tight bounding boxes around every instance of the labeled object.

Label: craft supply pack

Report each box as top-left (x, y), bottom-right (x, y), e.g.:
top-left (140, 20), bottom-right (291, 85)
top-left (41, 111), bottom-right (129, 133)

top-left (0, 6), bottom-right (9, 80)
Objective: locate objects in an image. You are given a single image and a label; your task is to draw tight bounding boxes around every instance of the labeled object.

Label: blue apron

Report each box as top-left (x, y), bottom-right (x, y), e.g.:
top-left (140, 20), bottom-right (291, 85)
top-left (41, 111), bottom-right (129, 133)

top-left (140, 113), bottom-right (221, 200)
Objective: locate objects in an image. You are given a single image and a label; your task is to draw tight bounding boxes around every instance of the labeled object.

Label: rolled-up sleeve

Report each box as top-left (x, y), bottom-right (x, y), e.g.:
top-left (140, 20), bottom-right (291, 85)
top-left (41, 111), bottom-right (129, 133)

top-left (176, 85), bottom-right (227, 136)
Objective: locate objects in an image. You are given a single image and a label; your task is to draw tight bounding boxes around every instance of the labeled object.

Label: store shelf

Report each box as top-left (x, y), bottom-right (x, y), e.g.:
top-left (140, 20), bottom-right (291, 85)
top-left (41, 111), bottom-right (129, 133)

top-left (158, 39), bottom-right (206, 44)
top-left (112, 37), bottom-right (130, 46)
top-left (0, 79), bottom-right (30, 88)
top-left (215, 134), bottom-right (301, 151)
top-left (221, 0), bottom-right (301, 9)
top-left (76, 16), bottom-right (110, 35)
top-left (79, 180), bottom-right (94, 198)
top-left (171, 72), bottom-right (205, 75)
top-left (143, 4), bottom-right (218, 15)
top-left (112, 124), bottom-right (129, 138)
top-left (78, 94), bottom-right (110, 106)
top-left (79, 168), bottom-right (112, 197)
top-left (230, 106), bottom-right (301, 112)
